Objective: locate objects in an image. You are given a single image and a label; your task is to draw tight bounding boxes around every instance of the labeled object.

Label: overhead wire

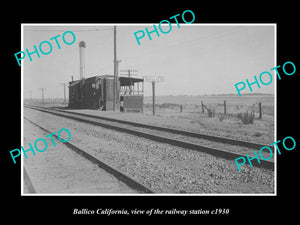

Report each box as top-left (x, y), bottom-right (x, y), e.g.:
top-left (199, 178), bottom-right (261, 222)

top-left (23, 28), bottom-right (113, 32)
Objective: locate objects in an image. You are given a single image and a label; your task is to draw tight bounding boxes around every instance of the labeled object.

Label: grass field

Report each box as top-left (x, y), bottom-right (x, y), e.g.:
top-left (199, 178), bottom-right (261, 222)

top-left (143, 94), bottom-right (275, 144)
top-left (144, 94), bottom-right (274, 117)
top-left (24, 93), bottom-right (275, 144)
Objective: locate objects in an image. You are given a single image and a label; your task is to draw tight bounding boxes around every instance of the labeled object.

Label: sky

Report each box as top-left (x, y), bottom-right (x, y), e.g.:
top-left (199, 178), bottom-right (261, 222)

top-left (22, 24), bottom-right (275, 98)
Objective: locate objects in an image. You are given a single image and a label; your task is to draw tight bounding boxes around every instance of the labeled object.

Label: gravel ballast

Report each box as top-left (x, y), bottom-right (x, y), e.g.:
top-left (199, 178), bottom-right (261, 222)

top-left (24, 107), bottom-right (275, 194)
top-left (62, 107), bottom-right (274, 144)
top-left (23, 118), bottom-right (137, 194)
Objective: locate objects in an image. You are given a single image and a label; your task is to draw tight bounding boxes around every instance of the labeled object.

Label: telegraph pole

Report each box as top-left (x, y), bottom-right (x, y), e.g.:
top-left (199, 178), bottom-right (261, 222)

top-left (60, 83), bottom-right (67, 104)
top-left (113, 26), bottom-right (121, 111)
top-left (120, 69), bottom-right (138, 94)
top-left (152, 81), bottom-right (155, 115)
top-left (113, 25), bottom-right (117, 111)
top-left (143, 76), bottom-right (164, 116)
top-left (40, 88), bottom-right (45, 103)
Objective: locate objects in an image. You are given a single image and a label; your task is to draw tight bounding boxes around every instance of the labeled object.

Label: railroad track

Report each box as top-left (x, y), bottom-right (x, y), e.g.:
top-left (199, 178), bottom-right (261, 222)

top-left (24, 116), bottom-right (154, 194)
top-left (23, 166), bottom-right (36, 193)
top-left (24, 104), bottom-right (274, 170)
top-left (53, 106), bottom-right (266, 150)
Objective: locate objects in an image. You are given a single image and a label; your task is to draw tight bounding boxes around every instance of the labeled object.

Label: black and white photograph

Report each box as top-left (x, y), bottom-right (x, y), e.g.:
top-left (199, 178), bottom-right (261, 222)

top-left (21, 24), bottom-right (275, 195)
top-left (3, 4), bottom-right (298, 221)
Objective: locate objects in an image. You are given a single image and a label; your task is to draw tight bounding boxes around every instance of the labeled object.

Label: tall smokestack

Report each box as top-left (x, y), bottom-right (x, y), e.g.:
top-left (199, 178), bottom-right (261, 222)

top-left (79, 41), bottom-right (86, 79)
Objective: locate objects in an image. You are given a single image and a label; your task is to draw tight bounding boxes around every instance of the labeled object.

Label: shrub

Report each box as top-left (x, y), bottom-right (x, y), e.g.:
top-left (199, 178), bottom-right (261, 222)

top-left (253, 131), bottom-right (262, 137)
top-left (237, 111), bottom-right (255, 124)
top-left (207, 107), bottom-right (215, 118)
top-left (217, 113), bottom-right (225, 121)
top-left (159, 103), bottom-right (179, 108)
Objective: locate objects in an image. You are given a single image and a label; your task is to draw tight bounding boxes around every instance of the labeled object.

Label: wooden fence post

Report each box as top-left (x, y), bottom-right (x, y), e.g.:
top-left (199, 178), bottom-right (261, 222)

top-left (201, 101), bottom-right (204, 113)
top-left (152, 81), bottom-right (155, 115)
top-left (224, 100), bottom-right (227, 115)
top-left (259, 102), bottom-right (262, 119)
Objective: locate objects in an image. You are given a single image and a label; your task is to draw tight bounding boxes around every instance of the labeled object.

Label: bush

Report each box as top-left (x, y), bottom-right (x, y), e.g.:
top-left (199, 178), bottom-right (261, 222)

top-left (159, 103), bottom-right (179, 108)
top-left (207, 107), bottom-right (215, 118)
top-left (237, 111), bottom-right (255, 124)
top-left (217, 113), bottom-right (225, 121)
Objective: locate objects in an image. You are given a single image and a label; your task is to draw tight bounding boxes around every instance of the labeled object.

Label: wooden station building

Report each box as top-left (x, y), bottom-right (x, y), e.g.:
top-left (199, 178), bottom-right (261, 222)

top-left (68, 75), bottom-right (144, 112)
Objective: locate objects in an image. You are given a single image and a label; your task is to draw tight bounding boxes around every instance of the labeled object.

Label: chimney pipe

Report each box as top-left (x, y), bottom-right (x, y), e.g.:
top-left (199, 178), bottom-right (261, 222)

top-left (79, 41), bottom-right (86, 79)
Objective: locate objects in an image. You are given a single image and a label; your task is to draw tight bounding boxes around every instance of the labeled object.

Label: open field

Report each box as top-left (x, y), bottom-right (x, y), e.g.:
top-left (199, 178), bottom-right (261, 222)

top-left (144, 94), bottom-right (274, 116)
top-left (24, 93), bottom-right (275, 144)
top-left (144, 94), bottom-right (275, 144)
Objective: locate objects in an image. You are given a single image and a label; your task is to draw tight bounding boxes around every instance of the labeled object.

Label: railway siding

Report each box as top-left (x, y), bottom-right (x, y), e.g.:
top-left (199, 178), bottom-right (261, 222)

top-left (23, 118), bottom-right (140, 194)
top-left (25, 105), bottom-right (274, 169)
top-left (24, 106), bottom-right (274, 193)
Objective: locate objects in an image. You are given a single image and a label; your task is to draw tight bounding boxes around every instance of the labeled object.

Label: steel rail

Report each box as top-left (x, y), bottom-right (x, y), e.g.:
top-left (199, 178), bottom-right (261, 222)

top-left (24, 105), bottom-right (274, 170)
top-left (24, 116), bottom-right (155, 194)
top-left (23, 167), bottom-right (36, 193)
top-left (27, 104), bottom-right (268, 150)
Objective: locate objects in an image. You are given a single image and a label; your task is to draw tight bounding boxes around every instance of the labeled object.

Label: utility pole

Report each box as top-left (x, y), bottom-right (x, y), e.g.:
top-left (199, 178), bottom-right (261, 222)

top-left (143, 76), bottom-right (164, 116)
top-left (40, 88), bottom-right (45, 103)
top-left (112, 26), bottom-right (121, 112)
top-left (60, 83), bottom-right (67, 104)
top-left (113, 25), bottom-right (117, 111)
top-left (152, 81), bottom-right (155, 115)
top-left (113, 25), bottom-right (120, 111)
top-left (120, 69), bottom-right (138, 94)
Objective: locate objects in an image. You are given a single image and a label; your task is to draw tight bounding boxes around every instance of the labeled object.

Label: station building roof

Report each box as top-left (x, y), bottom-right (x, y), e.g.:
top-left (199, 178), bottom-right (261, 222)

top-left (119, 76), bottom-right (144, 86)
top-left (69, 75), bottom-right (144, 87)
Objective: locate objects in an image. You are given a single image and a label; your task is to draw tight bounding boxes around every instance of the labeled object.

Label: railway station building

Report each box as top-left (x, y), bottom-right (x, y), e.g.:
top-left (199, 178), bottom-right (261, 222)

top-left (68, 75), bottom-right (144, 112)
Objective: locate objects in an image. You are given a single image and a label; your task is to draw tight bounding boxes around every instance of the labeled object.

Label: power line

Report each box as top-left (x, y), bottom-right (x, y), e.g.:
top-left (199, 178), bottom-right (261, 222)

top-left (24, 28), bottom-right (113, 32)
